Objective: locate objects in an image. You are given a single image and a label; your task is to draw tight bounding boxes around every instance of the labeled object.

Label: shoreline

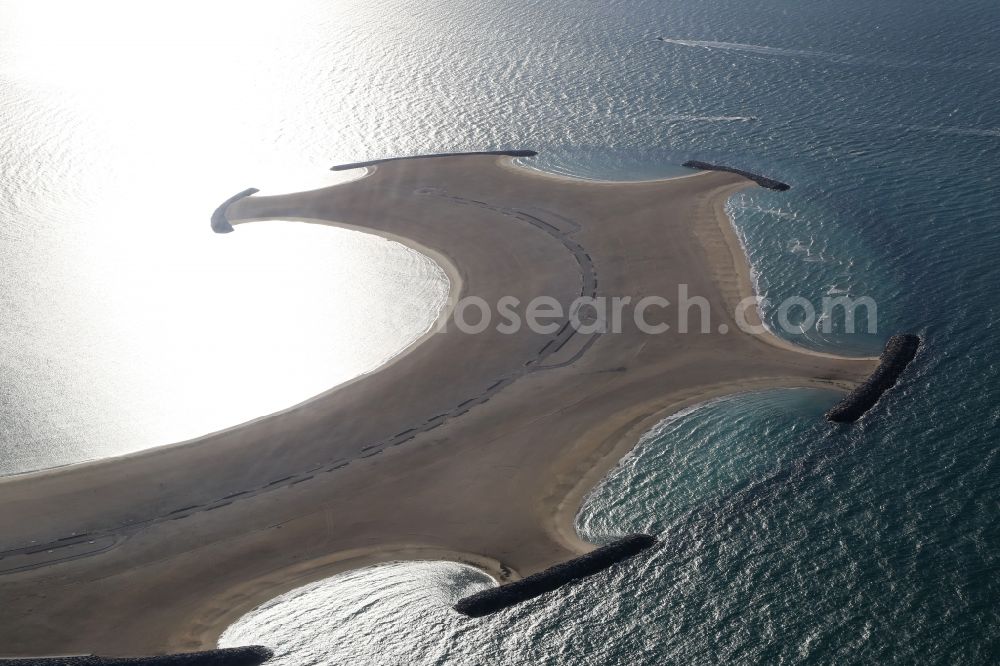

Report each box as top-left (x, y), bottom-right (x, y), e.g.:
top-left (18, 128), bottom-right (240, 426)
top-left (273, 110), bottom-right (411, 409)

top-left (0, 168), bottom-right (457, 484)
top-left (0, 157), bottom-right (869, 483)
top-left (707, 180), bottom-right (879, 362)
top-left (0, 154), bottom-right (879, 657)
top-left (549, 376), bottom-right (861, 556)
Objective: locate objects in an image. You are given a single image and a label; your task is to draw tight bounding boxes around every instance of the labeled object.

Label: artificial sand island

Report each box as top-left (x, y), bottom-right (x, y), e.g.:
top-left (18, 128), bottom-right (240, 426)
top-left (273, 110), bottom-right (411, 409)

top-left (0, 154), bottom-right (883, 659)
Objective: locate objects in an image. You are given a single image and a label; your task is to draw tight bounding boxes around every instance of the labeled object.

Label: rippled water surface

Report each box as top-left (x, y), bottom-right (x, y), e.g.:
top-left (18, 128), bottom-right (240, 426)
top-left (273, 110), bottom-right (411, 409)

top-left (217, 0), bottom-right (1000, 662)
top-left (3, 0), bottom-right (999, 661)
top-left (0, 0), bottom-right (455, 473)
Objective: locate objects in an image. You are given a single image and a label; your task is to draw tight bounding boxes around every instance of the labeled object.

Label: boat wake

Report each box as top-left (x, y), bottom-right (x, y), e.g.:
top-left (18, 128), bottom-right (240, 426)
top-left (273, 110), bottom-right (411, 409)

top-left (658, 37), bottom-right (859, 63)
top-left (656, 37), bottom-right (999, 72)
top-left (665, 113), bottom-right (757, 123)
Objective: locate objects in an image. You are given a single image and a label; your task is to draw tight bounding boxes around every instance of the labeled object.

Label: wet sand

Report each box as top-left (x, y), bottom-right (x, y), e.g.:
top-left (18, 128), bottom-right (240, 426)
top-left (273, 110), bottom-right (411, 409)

top-left (0, 155), bottom-right (877, 657)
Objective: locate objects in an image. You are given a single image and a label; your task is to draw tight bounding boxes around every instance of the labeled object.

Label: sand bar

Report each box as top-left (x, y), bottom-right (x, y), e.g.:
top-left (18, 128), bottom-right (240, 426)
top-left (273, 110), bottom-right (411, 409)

top-left (0, 155), bottom-right (876, 657)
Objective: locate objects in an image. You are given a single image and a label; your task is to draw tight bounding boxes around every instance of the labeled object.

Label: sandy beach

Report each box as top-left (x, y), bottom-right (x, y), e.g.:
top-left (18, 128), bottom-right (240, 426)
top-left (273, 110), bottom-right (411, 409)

top-left (0, 155), bottom-right (877, 657)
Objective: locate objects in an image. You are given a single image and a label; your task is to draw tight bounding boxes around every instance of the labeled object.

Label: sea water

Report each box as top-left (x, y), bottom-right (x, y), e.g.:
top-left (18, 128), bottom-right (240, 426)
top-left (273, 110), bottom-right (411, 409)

top-left (2, 0), bottom-right (998, 662)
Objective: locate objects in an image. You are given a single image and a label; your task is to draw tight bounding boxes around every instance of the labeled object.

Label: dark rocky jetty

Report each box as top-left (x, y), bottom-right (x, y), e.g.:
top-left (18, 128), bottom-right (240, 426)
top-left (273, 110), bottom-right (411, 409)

top-left (210, 188), bottom-right (260, 234)
top-left (826, 334), bottom-right (921, 423)
top-left (331, 150), bottom-right (538, 171)
top-left (454, 534), bottom-right (657, 618)
top-left (682, 160), bottom-right (791, 191)
top-left (0, 646), bottom-right (273, 666)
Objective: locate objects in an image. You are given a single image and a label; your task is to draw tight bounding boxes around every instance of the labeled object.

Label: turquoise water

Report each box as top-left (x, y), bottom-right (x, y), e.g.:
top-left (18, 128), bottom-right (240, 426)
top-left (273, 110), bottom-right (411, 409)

top-left (3, 0), bottom-right (998, 661)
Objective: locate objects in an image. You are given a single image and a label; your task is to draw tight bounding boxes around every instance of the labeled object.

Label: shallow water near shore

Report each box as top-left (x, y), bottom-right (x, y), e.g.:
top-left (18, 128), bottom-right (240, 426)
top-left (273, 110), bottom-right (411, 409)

top-left (3, 0), bottom-right (999, 661)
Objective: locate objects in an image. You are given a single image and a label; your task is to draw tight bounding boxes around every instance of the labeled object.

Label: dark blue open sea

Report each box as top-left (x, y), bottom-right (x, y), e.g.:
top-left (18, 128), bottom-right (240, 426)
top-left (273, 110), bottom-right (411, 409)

top-left (3, 0), bottom-right (998, 662)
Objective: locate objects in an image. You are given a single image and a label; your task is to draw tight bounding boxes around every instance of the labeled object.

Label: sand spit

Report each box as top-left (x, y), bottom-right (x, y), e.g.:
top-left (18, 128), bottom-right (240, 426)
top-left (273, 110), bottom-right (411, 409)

top-left (0, 155), bottom-right (876, 657)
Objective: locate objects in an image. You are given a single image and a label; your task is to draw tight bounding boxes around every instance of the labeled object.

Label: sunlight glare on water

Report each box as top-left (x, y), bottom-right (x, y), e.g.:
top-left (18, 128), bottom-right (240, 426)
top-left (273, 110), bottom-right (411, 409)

top-left (3, 0), bottom-right (1000, 661)
top-left (0, 0), bottom-right (450, 473)
top-left (219, 562), bottom-right (494, 666)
